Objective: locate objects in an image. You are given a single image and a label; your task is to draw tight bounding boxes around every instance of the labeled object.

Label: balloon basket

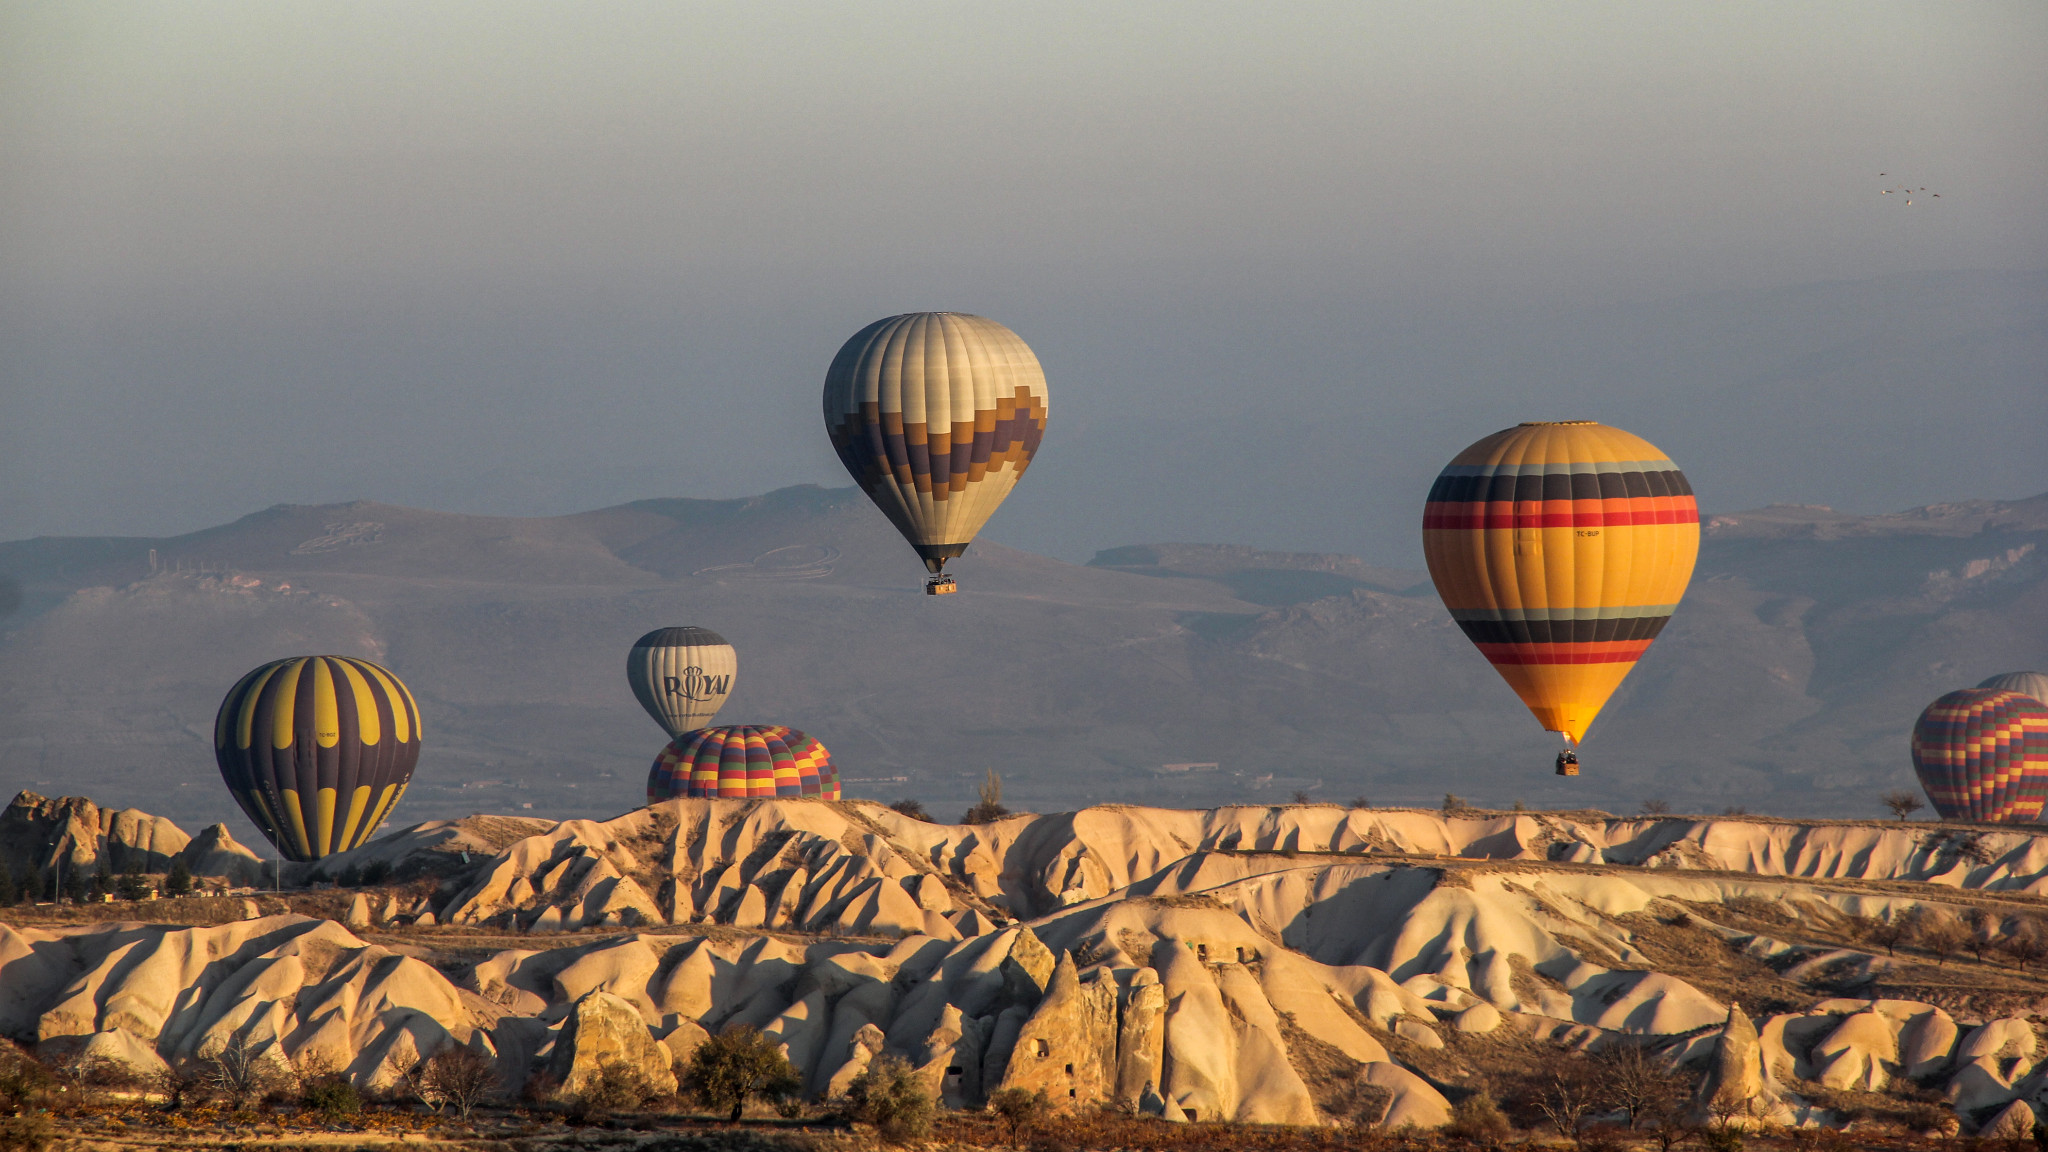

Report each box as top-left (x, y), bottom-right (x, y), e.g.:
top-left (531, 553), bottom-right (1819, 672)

top-left (1555, 762), bottom-right (1579, 777)
top-left (925, 575), bottom-right (958, 596)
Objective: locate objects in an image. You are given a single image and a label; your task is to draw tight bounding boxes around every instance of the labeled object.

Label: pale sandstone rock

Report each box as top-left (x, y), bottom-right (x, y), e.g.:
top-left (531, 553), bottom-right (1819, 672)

top-left (1949, 1056), bottom-right (2016, 1114)
top-left (1360, 1061), bottom-right (1451, 1129)
top-left (553, 936), bottom-right (661, 1022)
top-left (1901, 1008), bottom-right (1960, 1078)
top-left (1115, 971), bottom-right (1166, 1106)
top-left (1705, 1004), bottom-right (1764, 1108)
top-left (79, 1027), bottom-right (171, 1081)
top-left (1454, 1002), bottom-right (1502, 1034)
top-left (996, 952), bottom-right (1115, 1107)
top-left (1257, 950), bottom-right (1389, 1063)
top-left (1982, 1098), bottom-right (2037, 1138)
top-left (659, 1019), bottom-right (709, 1068)
top-left (344, 893), bottom-right (372, 928)
top-left (1813, 1011), bottom-right (1898, 1091)
top-left (1394, 1017), bottom-right (1444, 1049)
top-left (1154, 940), bottom-right (1235, 1123)
top-left (547, 989), bottom-right (677, 1098)
top-left (1958, 1017), bottom-right (2036, 1064)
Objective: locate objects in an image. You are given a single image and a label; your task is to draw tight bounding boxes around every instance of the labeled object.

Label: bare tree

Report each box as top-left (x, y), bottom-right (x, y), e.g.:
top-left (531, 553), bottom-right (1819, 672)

top-left (2002, 921), bottom-right (2047, 971)
top-left (1589, 1041), bottom-right (1687, 1130)
top-left (1882, 790), bottom-right (1925, 821)
top-left (202, 1035), bottom-right (280, 1111)
top-left (1966, 909), bottom-right (1999, 963)
top-left (1533, 1062), bottom-right (1598, 1142)
top-left (1910, 909), bottom-right (1967, 967)
top-left (1640, 799), bottom-right (1672, 815)
top-left (1865, 914), bottom-right (1910, 956)
top-left (421, 1045), bottom-right (498, 1120)
top-left (1443, 794), bottom-right (1468, 815)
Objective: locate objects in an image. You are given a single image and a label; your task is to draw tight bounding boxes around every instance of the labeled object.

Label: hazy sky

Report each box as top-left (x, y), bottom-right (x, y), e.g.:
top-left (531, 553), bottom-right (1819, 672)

top-left (4, 2), bottom-right (2044, 563)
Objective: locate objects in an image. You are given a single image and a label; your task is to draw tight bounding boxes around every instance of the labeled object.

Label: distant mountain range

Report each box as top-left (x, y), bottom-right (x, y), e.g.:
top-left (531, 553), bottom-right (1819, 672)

top-left (1, 486), bottom-right (2043, 849)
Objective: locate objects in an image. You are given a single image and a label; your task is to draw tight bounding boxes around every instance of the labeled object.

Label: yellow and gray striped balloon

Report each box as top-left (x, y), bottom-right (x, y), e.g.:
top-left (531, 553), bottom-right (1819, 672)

top-left (213, 656), bottom-right (422, 861)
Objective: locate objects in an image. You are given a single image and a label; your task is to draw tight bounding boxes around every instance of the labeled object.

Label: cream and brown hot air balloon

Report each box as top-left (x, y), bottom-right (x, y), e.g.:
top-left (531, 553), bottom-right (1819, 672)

top-left (823, 312), bottom-right (1048, 591)
top-left (213, 656), bottom-right (422, 861)
top-left (1422, 421), bottom-right (1700, 771)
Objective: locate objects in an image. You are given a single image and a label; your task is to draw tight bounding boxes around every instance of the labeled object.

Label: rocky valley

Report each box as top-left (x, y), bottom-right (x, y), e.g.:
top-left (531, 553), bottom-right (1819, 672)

top-left (10, 789), bottom-right (2048, 1147)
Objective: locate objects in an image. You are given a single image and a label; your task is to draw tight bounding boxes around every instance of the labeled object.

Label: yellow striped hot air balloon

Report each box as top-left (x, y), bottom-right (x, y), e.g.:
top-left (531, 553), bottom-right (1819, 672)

top-left (1422, 421), bottom-right (1699, 769)
top-left (213, 656), bottom-right (422, 860)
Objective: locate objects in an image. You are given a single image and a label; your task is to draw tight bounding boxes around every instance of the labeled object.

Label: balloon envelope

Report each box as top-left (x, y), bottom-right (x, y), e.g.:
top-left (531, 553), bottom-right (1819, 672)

top-left (214, 656), bottom-right (422, 861)
top-left (1911, 689), bottom-right (2048, 823)
top-left (1978, 671), bottom-right (2048, 709)
top-left (627, 626), bottom-right (737, 738)
top-left (648, 725), bottom-right (838, 801)
top-left (1422, 421), bottom-right (1700, 745)
top-left (823, 312), bottom-right (1049, 573)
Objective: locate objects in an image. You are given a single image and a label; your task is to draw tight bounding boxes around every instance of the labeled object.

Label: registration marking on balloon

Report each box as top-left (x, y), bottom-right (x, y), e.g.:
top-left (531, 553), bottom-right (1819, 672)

top-left (1423, 421), bottom-right (1700, 748)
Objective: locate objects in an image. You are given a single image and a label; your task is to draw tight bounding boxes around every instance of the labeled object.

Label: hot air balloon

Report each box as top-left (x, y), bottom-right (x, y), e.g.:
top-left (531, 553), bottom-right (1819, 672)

top-left (823, 312), bottom-right (1049, 593)
top-left (214, 656), bottom-right (422, 861)
top-left (1979, 671), bottom-right (2048, 708)
top-left (647, 725), bottom-right (837, 801)
top-left (627, 627), bottom-right (737, 738)
top-left (1911, 689), bottom-right (2048, 823)
top-left (1422, 421), bottom-right (1700, 773)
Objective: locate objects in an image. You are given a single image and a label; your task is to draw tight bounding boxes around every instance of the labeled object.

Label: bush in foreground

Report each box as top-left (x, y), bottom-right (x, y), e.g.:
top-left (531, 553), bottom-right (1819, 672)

top-left (845, 1054), bottom-right (933, 1144)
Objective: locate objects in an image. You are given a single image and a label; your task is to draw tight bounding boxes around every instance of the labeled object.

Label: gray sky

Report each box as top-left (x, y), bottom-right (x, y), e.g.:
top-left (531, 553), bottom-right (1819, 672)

top-left (3, 2), bottom-right (2044, 563)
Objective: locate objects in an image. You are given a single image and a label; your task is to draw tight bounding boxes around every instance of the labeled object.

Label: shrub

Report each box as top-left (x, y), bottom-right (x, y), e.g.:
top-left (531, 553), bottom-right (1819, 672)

top-left (301, 1072), bottom-right (361, 1120)
top-left (681, 1025), bottom-right (800, 1123)
top-left (0, 1115), bottom-right (51, 1152)
top-left (846, 1054), bottom-right (933, 1144)
top-left (888, 799), bottom-right (933, 823)
top-left (989, 1087), bottom-right (1050, 1143)
top-left (0, 1045), bottom-right (51, 1116)
top-left (571, 1059), bottom-right (655, 1122)
top-left (1447, 1090), bottom-right (1511, 1143)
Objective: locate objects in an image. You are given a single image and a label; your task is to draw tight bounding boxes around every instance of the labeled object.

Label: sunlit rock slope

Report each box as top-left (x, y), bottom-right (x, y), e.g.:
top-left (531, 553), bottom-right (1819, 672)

top-left (12, 796), bottom-right (2048, 1131)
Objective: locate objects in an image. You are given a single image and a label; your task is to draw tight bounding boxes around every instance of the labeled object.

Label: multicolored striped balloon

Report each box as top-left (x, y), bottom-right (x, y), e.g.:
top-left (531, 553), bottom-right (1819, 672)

top-left (214, 656), bottom-right (422, 861)
top-left (1911, 689), bottom-right (2048, 823)
top-left (823, 313), bottom-right (1049, 575)
top-left (1423, 421), bottom-right (1700, 746)
top-left (648, 725), bottom-right (838, 802)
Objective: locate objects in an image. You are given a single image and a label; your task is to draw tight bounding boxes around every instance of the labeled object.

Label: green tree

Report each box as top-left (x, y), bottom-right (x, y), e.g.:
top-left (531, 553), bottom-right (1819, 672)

top-left (846, 1054), bottom-right (933, 1144)
top-left (680, 1025), bottom-right (801, 1123)
top-left (116, 862), bottom-right (149, 902)
top-left (163, 860), bottom-right (193, 898)
top-left (0, 863), bottom-right (16, 907)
